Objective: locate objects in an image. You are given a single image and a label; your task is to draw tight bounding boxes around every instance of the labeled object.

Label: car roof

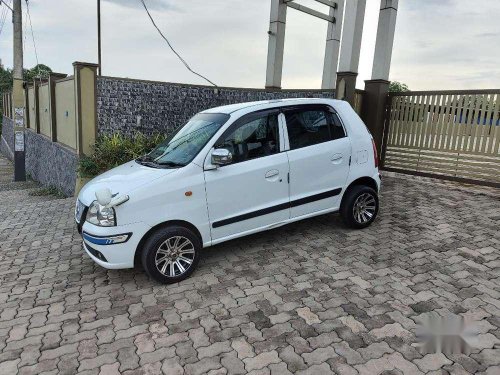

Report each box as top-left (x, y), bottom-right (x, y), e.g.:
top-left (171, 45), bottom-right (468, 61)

top-left (201, 98), bottom-right (345, 115)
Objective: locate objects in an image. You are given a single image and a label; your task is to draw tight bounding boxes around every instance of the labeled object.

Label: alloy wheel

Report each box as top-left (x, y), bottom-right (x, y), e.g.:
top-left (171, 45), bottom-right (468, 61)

top-left (352, 192), bottom-right (377, 224)
top-left (155, 236), bottom-right (195, 277)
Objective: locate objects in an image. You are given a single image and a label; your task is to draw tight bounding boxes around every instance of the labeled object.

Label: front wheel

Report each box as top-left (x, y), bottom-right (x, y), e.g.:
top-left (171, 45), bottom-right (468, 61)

top-left (141, 226), bottom-right (201, 284)
top-left (340, 185), bottom-right (379, 229)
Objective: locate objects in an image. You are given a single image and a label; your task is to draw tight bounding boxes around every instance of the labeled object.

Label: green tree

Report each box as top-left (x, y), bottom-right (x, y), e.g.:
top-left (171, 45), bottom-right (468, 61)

top-left (0, 64), bottom-right (52, 119)
top-left (23, 64), bottom-right (52, 82)
top-left (389, 81), bottom-right (410, 93)
top-left (0, 66), bottom-right (12, 93)
top-left (0, 66), bottom-right (13, 119)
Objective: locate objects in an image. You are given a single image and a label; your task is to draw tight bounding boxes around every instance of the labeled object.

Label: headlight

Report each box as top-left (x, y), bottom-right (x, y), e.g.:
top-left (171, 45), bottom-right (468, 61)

top-left (86, 201), bottom-right (116, 227)
top-left (75, 199), bottom-right (85, 223)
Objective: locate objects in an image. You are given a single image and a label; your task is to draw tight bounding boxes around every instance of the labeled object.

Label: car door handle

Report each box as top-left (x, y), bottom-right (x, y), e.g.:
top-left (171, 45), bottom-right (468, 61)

top-left (265, 169), bottom-right (280, 181)
top-left (331, 154), bottom-right (343, 164)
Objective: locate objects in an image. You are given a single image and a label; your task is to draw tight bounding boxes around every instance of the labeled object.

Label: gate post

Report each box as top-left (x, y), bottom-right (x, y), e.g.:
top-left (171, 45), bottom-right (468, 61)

top-left (73, 62), bottom-right (98, 156)
top-left (361, 80), bottom-right (389, 156)
top-left (73, 62), bottom-right (99, 196)
top-left (336, 72), bottom-right (358, 105)
top-left (48, 72), bottom-right (68, 142)
top-left (379, 93), bottom-right (392, 168)
top-left (33, 79), bottom-right (41, 133)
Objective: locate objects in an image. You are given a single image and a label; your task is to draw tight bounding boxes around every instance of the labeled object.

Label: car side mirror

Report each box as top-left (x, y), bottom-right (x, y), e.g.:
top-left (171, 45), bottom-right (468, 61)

top-left (211, 148), bottom-right (232, 166)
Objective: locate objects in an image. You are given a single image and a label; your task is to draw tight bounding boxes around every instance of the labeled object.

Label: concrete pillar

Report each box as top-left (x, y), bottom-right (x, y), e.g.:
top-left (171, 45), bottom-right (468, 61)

top-left (33, 80), bottom-right (41, 133)
top-left (265, 0), bottom-right (287, 89)
top-left (24, 84), bottom-right (30, 129)
top-left (48, 73), bottom-right (68, 142)
top-left (361, 79), bottom-right (389, 156)
top-left (335, 72), bottom-right (358, 104)
top-left (73, 62), bottom-right (98, 156)
top-left (336, 0), bottom-right (366, 105)
top-left (6, 92), bottom-right (12, 118)
top-left (362, 1), bottom-right (398, 158)
top-left (321, 0), bottom-right (344, 90)
top-left (371, 0), bottom-right (398, 80)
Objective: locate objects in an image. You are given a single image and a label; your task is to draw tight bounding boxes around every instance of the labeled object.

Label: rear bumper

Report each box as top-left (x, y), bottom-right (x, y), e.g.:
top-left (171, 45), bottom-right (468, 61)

top-left (373, 171), bottom-right (382, 192)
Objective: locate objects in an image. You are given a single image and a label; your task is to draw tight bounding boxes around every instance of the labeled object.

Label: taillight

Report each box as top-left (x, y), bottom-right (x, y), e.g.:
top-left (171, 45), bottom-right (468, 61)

top-left (371, 138), bottom-right (379, 168)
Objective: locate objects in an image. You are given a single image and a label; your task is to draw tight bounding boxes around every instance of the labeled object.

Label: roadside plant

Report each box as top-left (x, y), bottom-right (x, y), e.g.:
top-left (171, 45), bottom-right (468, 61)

top-left (30, 186), bottom-right (66, 198)
top-left (78, 132), bottom-right (167, 178)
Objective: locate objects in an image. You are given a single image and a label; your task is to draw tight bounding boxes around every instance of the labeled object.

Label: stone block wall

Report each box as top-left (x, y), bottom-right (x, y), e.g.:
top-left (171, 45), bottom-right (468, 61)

top-left (25, 131), bottom-right (78, 196)
top-left (97, 77), bottom-right (335, 136)
top-left (1, 116), bottom-right (77, 196)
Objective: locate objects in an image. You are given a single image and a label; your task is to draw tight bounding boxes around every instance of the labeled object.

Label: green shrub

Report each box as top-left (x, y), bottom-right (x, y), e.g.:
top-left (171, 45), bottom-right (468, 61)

top-left (78, 133), bottom-right (167, 178)
top-left (30, 186), bottom-right (66, 198)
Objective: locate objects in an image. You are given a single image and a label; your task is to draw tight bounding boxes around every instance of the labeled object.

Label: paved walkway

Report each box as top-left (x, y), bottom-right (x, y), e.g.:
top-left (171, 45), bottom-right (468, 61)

top-left (0, 154), bottom-right (499, 374)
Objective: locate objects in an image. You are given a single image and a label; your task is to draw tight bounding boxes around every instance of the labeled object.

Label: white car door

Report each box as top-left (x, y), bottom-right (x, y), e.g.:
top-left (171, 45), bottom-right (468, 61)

top-left (204, 109), bottom-right (290, 242)
top-left (283, 104), bottom-right (351, 218)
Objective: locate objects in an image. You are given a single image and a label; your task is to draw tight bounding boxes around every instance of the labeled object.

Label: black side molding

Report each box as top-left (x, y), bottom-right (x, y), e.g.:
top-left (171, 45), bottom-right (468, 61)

top-left (290, 188), bottom-right (341, 208)
top-left (212, 188), bottom-right (342, 228)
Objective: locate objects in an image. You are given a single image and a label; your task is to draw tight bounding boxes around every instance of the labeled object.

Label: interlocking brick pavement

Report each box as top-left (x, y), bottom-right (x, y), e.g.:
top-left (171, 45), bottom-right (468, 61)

top-left (0, 154), bottom-right (499, 374)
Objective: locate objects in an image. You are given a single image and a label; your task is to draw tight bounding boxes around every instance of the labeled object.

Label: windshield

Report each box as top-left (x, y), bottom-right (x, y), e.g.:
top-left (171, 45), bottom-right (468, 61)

top-left (138, 113), bottom-right (230, 168)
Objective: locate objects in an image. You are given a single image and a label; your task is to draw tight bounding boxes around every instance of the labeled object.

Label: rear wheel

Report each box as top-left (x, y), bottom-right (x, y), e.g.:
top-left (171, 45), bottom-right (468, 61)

top-left (340, 185), bottom-right (379, 229)
top-left (141, 226), bottom-right (201, 284)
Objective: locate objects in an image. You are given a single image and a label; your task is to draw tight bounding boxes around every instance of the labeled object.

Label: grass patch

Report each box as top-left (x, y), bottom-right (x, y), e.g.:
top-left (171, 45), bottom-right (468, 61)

top-left (30, 186), bottom-right (66, 198)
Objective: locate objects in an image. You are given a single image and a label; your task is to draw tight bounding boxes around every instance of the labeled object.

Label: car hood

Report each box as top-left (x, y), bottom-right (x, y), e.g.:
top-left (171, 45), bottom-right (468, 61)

top-left (78, 160), bottom-right (177, 206)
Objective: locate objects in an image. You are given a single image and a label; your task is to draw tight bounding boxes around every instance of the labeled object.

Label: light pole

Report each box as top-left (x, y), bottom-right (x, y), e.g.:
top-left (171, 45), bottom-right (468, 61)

top-left (12, 0), bottom-right (26, 181)
top-left (97, 0), bottom-right (102, 75)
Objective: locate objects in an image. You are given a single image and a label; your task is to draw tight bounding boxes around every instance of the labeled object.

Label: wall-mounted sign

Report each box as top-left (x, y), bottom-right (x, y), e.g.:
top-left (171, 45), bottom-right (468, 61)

top-left (14, 107), bottom-right (25, 127)
top-left (15, 131), bottom-right (25, 152)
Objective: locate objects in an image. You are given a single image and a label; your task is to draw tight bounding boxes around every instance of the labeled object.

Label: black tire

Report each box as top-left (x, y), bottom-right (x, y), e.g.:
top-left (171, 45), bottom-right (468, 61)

top-left (141, 226), bottom-right (201, 284)
top-left (340, 185), bottom-right (379, 229)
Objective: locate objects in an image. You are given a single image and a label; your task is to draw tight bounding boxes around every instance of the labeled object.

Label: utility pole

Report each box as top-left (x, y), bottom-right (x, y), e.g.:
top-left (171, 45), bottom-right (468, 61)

top-left (12, 0), bottom-right (26, 181)
top-left (97, 0), bottom-right (102, 75)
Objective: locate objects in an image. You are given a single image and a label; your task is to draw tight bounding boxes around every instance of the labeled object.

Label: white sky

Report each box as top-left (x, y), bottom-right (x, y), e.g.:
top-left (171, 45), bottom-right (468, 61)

top-left (0, 0), bottom-right (499, 90)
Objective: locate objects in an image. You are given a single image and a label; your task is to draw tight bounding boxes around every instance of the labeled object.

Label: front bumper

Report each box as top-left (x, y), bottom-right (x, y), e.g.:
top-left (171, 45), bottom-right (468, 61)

top-left (79, 220), bottom-right (152, 269)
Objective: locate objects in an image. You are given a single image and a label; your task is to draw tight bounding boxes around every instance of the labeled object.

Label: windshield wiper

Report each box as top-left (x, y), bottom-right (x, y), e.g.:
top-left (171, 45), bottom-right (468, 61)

top-left (156, 161), bottom-right (185, 168)
top-left (136, 155), bottom-right (162, 168)
top-left (136, 160), bottom-right (161, 168)
top-left (136, 155), bottom-right (184, 168)
top-left (137, 154), bottom-right (154, 162)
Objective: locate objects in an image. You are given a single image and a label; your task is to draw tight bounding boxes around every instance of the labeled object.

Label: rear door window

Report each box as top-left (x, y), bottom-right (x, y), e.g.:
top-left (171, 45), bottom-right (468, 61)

top-left (283, 106), bottom-right (333, 150)
top-left (330, 112), bottom-right (346, 140)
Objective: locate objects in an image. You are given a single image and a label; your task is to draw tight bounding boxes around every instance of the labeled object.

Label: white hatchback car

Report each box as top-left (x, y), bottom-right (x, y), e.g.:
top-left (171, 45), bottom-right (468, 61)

top-left (76, 98), bottom-right (381, 284)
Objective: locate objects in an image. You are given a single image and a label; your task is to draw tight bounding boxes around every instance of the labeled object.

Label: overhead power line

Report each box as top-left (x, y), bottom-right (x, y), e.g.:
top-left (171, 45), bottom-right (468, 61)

top-left (0, 0), bottom-right (12, 36)
top-left (23, 1), bottom-right (27, 53)
top-left (25, 0), bottom-right (39, 67)
top-left (139, 0), bottom-right (217, 87)
top-left (0, 0), bottom-right (12, 12)
top-left (0, 10), bottom-right (7, 36)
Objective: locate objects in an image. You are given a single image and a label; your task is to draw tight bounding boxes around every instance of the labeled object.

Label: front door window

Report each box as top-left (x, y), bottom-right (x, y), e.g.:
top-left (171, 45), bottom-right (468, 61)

top-left (215, 112), bottom-right (280, 164)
